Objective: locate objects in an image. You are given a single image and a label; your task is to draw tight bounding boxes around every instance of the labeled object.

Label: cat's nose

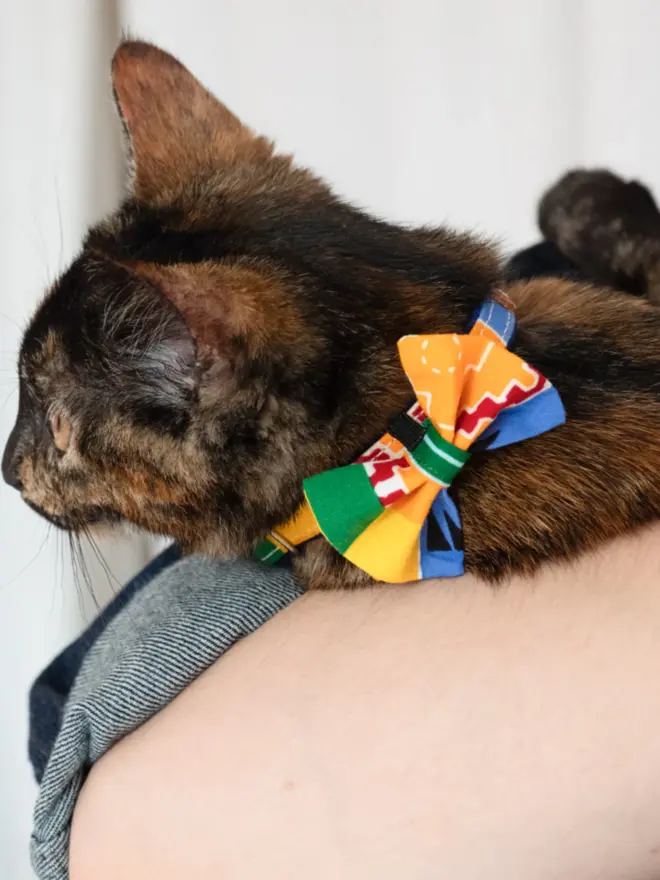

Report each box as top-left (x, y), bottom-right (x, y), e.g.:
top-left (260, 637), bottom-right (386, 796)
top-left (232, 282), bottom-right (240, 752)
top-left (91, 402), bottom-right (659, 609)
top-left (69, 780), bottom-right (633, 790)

top-left (2, 423), bottom-right (23, 490)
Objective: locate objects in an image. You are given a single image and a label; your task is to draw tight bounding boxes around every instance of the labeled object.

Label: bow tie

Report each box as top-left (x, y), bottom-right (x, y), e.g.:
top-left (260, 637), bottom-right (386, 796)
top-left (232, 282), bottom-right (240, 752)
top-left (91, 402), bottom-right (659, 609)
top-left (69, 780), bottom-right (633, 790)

top-left (254, 298), bottom-right (565, 582)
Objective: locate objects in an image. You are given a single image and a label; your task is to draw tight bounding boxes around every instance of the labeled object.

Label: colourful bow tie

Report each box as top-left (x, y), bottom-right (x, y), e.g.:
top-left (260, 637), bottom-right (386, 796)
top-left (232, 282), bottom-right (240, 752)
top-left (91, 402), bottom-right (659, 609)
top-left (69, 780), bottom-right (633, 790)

top-left (254, 298), bottom-right (565, 582)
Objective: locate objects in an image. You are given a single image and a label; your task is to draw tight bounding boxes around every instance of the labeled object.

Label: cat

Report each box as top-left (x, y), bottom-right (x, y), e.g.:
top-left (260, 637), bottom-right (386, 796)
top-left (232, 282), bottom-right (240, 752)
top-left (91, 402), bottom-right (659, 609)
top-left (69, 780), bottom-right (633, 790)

top-left (4, 40), bottom-right (660, 590)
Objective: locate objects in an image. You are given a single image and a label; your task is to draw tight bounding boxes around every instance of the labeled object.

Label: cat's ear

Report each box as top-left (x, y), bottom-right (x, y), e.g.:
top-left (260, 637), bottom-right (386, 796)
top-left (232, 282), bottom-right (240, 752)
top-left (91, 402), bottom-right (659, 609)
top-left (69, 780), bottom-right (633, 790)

top-left (118, 258), bottom-right (299, 362)
top-left (89, 254), bottom-right (198, 422)
top-left (111, 41), bottom-right (267, 202)
top-left (120, 259), bottom-right (270, 352)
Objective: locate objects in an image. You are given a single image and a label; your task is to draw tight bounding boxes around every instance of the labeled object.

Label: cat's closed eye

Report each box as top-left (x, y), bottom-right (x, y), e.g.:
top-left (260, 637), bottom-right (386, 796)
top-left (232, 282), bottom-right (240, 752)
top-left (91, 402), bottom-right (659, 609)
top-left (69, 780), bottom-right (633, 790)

top-left (49, 412), bottom-right (71, 453)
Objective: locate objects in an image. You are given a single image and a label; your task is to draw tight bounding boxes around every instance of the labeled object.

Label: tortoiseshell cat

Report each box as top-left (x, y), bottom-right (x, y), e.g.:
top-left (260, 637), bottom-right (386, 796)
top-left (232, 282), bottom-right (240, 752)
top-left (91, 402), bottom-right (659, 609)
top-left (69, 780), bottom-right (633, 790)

top-left (4, 41), bottom-right (660, 590)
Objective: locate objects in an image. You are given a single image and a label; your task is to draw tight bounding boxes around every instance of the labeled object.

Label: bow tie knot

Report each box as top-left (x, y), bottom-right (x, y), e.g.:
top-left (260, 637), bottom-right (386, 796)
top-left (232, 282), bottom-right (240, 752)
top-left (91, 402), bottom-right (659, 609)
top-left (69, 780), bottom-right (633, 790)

top-left (387, 415), bottom-right (471, 488)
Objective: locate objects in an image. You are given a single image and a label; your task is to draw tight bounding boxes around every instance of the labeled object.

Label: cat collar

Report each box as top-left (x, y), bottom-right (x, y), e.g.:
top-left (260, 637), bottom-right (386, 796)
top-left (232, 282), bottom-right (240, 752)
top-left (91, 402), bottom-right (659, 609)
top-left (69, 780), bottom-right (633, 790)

top-left (254, 297), bottom-right (565, 582)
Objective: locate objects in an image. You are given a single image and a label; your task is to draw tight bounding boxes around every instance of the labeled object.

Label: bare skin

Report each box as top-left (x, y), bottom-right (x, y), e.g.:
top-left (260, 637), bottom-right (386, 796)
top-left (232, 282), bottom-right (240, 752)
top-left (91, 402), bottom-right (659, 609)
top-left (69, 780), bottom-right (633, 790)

top-left (70, 524), bottom-right (660, 880)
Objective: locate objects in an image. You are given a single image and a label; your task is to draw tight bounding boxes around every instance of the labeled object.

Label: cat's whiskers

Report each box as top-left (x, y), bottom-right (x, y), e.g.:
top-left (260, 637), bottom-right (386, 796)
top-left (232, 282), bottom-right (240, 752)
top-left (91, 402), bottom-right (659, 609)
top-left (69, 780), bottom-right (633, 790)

top-left (0, 311), bottom-right (22, 333)
top-left (79, 525), bottom-right (148, 643)
top-left (0, 524), bottom-right (51, 593)
top-left (81, 525), bottom-right (122, 595)
top-left (68, 532), bottom-right (101, 618)
top-left (1, 385), bottom-right (18, 415)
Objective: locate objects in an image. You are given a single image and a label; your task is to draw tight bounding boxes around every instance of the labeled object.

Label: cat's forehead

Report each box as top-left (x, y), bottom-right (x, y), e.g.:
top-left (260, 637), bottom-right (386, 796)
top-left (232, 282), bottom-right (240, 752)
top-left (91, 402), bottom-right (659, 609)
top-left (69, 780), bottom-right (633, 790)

top-left (21, 257), bottom-right (105, 374)
top-left (20, 312), bottom-right (72, 397)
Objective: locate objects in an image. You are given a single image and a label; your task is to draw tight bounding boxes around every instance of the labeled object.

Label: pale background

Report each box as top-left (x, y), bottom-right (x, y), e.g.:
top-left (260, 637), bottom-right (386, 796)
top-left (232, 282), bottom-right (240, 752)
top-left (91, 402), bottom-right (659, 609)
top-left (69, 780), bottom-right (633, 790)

top-left (2, 1), bottom-right (660, 876)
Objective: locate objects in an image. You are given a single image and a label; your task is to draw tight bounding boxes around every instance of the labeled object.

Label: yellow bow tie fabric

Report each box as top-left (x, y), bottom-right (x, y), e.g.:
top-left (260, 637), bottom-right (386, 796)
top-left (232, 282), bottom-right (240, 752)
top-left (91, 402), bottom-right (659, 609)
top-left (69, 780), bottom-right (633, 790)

top-left (254, 299), bottom-right (565, 582)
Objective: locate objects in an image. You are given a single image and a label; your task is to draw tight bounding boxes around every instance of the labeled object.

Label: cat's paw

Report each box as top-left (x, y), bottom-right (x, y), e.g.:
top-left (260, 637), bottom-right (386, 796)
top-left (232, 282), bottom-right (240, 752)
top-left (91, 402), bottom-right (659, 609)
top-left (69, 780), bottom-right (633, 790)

top-left (538, 169), bottom-right (660, 295)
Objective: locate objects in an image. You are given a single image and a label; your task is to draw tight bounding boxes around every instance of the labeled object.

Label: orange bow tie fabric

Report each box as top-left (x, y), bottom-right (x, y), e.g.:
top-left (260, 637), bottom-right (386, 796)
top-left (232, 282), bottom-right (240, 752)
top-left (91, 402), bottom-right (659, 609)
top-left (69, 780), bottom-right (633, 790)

top-left (254, 299), bottom-right (565, 582)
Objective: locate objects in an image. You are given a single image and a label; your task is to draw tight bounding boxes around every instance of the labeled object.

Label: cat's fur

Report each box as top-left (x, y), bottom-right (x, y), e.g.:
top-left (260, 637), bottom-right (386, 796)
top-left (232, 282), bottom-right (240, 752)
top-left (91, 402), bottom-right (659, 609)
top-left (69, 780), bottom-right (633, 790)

top-left (539, 169), bottom-right (660, 302)
top-left (4, 41), bottom-right (660, 589)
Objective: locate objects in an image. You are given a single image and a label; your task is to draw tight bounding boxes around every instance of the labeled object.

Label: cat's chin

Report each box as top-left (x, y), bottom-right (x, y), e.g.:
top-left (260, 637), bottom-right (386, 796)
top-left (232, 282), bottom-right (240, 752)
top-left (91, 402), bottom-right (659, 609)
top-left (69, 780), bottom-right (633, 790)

top-left (177, 529), bottom-right (256, 559)
top-left (23, 498), bottom-right (121, 532)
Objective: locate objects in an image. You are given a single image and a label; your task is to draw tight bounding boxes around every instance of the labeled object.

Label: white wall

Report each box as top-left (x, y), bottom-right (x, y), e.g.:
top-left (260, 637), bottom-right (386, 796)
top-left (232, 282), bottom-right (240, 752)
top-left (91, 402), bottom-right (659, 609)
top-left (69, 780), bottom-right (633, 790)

top-left (0, 3), bottom-right (152, 878)
top-left (125, 0), bottom-right (660, 239)
top-left (3, 1), bottom-right (660, 876)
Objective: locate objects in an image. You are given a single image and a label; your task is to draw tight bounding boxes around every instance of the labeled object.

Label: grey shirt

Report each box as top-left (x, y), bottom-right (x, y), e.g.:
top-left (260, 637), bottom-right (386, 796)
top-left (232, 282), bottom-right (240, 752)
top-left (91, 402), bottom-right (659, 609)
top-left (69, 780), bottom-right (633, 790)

top-left (31, 555), bottom-right (303, 880)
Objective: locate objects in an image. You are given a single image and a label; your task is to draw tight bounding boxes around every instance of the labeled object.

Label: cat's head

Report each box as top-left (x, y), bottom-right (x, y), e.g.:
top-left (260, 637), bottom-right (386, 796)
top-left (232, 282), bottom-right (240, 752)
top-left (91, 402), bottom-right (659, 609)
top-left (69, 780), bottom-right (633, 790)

top-left (2, 41), bottom-right (497, 554)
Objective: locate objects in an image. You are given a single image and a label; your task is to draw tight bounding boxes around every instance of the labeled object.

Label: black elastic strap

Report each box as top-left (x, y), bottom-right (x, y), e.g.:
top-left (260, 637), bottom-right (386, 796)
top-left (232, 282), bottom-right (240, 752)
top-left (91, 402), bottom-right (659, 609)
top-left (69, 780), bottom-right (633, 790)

top-left (387, 411), bottom-right (427, 451)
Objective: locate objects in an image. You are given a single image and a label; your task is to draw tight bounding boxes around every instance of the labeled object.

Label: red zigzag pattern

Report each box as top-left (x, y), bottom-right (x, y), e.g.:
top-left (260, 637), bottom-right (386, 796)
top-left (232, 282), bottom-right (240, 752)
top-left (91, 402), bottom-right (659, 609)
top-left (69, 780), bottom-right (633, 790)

top-left (456, 370), bottom-right (547, 436)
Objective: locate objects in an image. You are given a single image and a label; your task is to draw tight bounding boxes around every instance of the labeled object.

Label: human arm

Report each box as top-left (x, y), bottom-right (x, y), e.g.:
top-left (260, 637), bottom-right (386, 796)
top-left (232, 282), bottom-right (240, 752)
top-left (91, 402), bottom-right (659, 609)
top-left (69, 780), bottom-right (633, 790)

top-left (70, 525), bottom-right (660, 880)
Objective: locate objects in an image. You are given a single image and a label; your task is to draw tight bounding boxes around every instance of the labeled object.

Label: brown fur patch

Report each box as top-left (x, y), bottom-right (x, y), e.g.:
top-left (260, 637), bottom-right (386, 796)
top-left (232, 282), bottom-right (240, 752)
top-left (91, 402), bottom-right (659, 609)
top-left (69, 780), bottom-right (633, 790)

top-left (44, 330), bottom-right (57, 359)
top-left (505, 276), bottom-right (660, 363)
